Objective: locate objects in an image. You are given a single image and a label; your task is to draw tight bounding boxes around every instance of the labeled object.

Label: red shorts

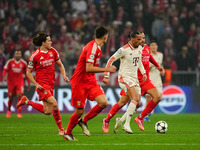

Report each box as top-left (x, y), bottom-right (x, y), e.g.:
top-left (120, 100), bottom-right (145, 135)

top-left (8, 83), bottom-right (24, 97)
top-left (139, 79), bottom-right (156, 95)
top-left (71, 84), bottom-right (105, 108)
top-left (36, 84), bottom-right (54, 101)
top-left (120, 79), bottom-right (156, 96)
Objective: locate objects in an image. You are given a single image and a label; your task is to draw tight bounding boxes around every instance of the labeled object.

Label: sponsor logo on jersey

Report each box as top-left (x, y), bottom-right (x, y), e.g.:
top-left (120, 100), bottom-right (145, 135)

top-left (158, 85), bottom-right (186, 114)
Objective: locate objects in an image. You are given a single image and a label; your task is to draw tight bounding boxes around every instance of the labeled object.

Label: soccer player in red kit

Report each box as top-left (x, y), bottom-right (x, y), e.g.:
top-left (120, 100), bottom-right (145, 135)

top-left (16, 32), bottom-right (69, 135)
top-left (63, 26), bottom-right (116, 141)
top-left (102, 32), bottom-right (163, 133)
top-left (3, 50), bottom-right (30, 118)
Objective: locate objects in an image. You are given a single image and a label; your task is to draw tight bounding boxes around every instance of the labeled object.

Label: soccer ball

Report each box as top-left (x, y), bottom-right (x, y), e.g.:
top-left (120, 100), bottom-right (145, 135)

top-left (155, 121), bottom-right (168, 134)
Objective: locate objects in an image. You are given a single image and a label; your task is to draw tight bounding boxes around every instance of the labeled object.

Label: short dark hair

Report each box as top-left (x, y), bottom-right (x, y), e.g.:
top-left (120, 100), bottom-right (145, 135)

top-left (32, 32), bottom-right (49, 46)
top-left (149, 40), bottom-right (158, 45)
top-left (128, 30), bottom-right (140, 38)
top-left (95, 26), bottom-right (108, 39)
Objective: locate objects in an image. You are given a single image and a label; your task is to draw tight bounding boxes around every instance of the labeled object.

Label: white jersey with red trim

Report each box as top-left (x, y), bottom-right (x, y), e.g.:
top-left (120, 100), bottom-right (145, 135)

top-left (149, 52), bottom-right (163, 93)
top-left (105, 43), bottom-right (145, 79)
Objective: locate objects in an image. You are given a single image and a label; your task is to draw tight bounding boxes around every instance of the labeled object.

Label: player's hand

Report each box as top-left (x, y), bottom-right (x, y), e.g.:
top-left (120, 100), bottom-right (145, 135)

top-left (3, 76), bottom-right (7, 81)
top-left (103, 77), bottom-right (109, 85)
top-left (107, 65), bottom-right (116, 73)
top-left (36, 83), bottom-right (43, 90)
top-left (157, 66), bottom-right (163, 71)
top-left (27, 84), bottom-right (31, 91)
top-left (63, 76), bottom-right (70, 82)
top-left (160, 69), bottom-right (165, 76)
top-left (142, 74), bottom-right (147, 82)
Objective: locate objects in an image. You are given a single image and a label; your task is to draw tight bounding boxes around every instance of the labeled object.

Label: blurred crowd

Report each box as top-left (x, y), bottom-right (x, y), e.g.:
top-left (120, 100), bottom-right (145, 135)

top-left (0, 0), bottom-right (200, 81)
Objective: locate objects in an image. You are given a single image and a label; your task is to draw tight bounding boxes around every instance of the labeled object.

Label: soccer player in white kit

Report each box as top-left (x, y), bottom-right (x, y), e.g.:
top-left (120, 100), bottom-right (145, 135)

top-left (144, 41), bottom-right (165, 121)
top-left (103, 31), bottom-right (147, 132)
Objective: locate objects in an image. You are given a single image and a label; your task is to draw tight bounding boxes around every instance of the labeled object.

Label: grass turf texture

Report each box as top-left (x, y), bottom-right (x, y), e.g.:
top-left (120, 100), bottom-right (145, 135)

top-left (0, 113), bottom-right (200, 150)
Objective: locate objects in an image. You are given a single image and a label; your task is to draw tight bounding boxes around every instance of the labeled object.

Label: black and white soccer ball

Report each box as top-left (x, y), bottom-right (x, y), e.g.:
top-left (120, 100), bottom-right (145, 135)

top-left (155, 121), bottom-right (168, 134)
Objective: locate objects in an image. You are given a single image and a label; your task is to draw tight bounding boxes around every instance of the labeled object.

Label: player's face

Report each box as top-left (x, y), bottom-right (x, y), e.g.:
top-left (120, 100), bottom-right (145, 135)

top-left (14, 51), bottom-right (21, 61)
top-left (131, 34), bottom-right (142, 48)
top-left (43, 36), bottom-right (52, 50)
top-left (140, 33), bottom-right (145, 47)
top-left (150, 42), bottom-right (158, 52)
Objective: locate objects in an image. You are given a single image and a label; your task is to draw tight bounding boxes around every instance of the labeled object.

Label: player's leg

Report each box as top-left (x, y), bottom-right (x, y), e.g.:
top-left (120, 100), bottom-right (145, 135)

top-left (16, 93), bottom-right (23, 118)
top-left (6, 86), bottom-right (15, 118)
top-left (45, 96), bottom-right (64, 134)
top-left (144, 94), bottom-right (151, 121)
top-left (64, 107), bottom-right (83, 141)
top-left (64, 85), bottom-right (86, 140)
top-left (6, 95), bottom-right (13, 118)
top-left (122, 86), bottom-right (140, 134)
top-left (103, 95), bottom-right (129, 133)
top-left (138, 88), bottom-right (161, 120)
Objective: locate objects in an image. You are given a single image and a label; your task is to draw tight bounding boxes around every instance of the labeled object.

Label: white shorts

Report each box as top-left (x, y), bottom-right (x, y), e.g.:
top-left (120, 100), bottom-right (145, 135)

top-left (151, 80), bottom-right (163, 95)
top-left (118, 75), bottom-right (141, 95)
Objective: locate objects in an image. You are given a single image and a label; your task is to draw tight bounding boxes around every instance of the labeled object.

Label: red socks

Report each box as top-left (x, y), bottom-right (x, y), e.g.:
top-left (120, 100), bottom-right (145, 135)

top-left (27, 101), bottom-right (44, 113)
top-left (83, 104), bottom-right (103, 123)
top-left (105, 103), bottom-right (120, 122)
top-left (53, 110), bottom-right (63, 130)
top-left (66, 112), bottom-right (80, 134)
top-left (17, 96), bottom-right (22, 113)
top-left (139, 100), bottom-right (157, 120)
top-left (7, 100), bottom-right (12, 111)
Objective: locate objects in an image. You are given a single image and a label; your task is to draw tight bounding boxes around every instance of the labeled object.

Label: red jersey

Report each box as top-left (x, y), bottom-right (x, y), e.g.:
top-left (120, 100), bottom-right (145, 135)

top-left (28, 47), bottom-right (59, 88)
top-left (3, 58), bottom-right (27, 86)
top-left (138, 44), bottom-right (159, 82)
top-left (70, 40), bottom-right (101, 85)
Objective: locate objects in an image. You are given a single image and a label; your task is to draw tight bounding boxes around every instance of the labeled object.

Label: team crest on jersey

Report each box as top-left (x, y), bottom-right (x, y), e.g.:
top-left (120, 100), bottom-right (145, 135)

top-left (44, 90), bottom-right (47, 94)
top-left (77, 101), bottom-right (81, 106)
top-left (139, 51), bottom-right (141, 54)
top-left (129, 53), bottom-right (132, 55)
top-left (49, 52), bottom-right (53, 57)
top-left (90, 54), bottom-right (95, 59)
top-left (129, 82), bottom-right (132, 85)
top-left (20, 64), bottom-right (22, 68)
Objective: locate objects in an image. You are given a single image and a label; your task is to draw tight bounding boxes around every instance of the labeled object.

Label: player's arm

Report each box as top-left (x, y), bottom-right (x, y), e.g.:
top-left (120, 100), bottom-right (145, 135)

top-left (55, 59), bottom-right (69, 82)
top-left (86, 63), bottom-right (116, 73)
top-left (2, 68), bottom-right (8, 81)
top-left (103, 48), bottom-right (123, 85)
top-left (138, 56), bottom-right (147, 81)
top-left (149, 54), bottom-right (162, 71)
top-left (26, 68), bottom-right (43, 90)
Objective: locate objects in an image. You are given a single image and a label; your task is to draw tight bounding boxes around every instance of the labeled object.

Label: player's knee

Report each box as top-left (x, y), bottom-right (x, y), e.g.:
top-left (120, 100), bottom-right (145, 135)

top-left (99, 101), bottom-right (108, 108)
top-left (44, 111), bottom-right (52, 115)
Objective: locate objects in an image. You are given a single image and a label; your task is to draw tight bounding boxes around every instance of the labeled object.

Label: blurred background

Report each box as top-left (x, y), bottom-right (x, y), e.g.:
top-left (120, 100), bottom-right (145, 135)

top-left (0, 0), bottom-right (200, 114)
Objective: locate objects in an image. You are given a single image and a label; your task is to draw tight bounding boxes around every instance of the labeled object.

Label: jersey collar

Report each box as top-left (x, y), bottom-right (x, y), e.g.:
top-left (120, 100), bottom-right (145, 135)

top-left (39, 48), bottom-right (48, 53)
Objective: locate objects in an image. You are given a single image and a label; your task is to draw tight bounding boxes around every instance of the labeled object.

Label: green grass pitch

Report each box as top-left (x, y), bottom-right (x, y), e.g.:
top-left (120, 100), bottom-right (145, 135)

top-left (0, 113), bottom-right (200, 150)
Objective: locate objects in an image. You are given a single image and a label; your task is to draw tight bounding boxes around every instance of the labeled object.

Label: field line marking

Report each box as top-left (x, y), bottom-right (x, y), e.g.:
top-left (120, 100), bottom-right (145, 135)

top-left (0, 143), bottom-right (199, 146)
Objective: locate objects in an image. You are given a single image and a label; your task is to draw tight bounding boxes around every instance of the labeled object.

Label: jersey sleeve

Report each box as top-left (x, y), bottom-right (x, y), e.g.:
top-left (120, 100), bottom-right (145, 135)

top-left (138, 54), bottom-right (146, 75)
top-left (104, 48), bottom-right (125, 77)
top-left (52, 48), bottom-right (59, 61)
top-left (150, 54), bottom-right (159, 67)
top-left (85, 43), bottom-right (98, 64)
top-left (3, 60), bottom-right (10, 76)
top-left (28, 54), bottom-right (36, 69)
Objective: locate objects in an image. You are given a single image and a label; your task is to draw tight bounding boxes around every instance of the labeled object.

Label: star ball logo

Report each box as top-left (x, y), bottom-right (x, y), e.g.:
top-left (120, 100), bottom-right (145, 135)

top-left (158, 85), bottom-right (186, 114)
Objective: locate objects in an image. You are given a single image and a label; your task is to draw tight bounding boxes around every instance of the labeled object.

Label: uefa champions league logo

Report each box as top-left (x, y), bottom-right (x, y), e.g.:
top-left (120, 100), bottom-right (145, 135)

top-left (158, 85), bottom-right (187, 114)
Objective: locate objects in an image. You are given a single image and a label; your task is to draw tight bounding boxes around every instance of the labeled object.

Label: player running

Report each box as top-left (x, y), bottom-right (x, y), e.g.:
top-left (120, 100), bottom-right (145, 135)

top-left (63, 26), bottom-right (116, 141)
top-left (3, 50), bottom-right (30, 118)
top-left (102, 32), bottom-right (162, 133)
top-left (16, 32), bottom-right (69, 135)
top-left (102, 31), bottom-right (147, 134)
top-left (144, 41), bottom-right (165, 121)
